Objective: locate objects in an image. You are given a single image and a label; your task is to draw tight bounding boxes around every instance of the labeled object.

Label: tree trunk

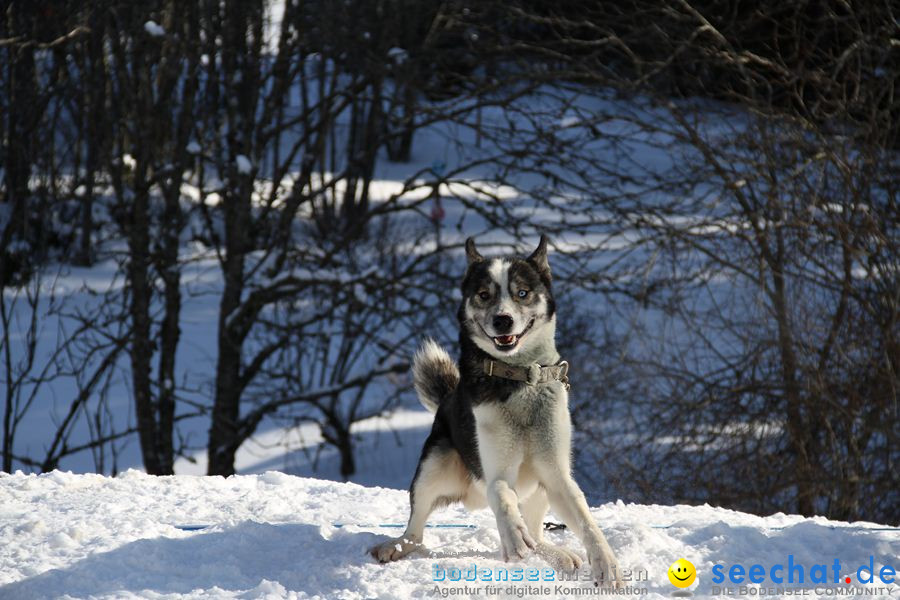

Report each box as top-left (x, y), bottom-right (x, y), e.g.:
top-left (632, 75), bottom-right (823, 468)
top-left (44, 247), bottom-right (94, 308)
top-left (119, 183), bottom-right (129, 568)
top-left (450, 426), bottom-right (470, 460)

top-left (207, 311), bottom-right (243, 476)
top-left (1, 293), bottom-right (15, 473)
top-left (338, 429), bottom-right (356, 481)
top-left (769, 220), bottom-right (815, 516)
top-left (155, 192), bottom-right (181, 475)
top-left (126, 181), bottom-right (162, 475)
top-left (323, 410), bottom-right (356, 480)
top-left (77, 12), bottom-right (106, 267)
top-left (207, 158), bottom-right (251, 477)
top-left (3, 4), bottom-right (38, 248)
top-left (387, 82), bottom-right (416, 162)
top-left (206, 0), bottom-right (261, 476)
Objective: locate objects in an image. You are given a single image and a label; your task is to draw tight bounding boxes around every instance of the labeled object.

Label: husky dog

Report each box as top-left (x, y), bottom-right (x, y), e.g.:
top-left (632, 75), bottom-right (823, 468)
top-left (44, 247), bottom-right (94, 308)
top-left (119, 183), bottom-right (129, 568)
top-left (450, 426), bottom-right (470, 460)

top-left (369, 236), bottom-right (622, 588)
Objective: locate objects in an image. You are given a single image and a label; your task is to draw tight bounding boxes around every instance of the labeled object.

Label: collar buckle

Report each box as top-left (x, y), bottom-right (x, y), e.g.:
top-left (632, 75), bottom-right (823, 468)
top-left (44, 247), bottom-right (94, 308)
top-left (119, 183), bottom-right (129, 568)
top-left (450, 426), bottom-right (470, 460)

top-left (557, 360), bottom-right (570, 391)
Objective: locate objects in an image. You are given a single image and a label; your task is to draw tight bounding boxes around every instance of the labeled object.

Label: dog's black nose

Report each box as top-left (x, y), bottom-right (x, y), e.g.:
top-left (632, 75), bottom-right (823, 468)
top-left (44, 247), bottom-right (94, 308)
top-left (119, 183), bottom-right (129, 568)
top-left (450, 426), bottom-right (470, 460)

top-left (493, 314), bottom-right (514, 333)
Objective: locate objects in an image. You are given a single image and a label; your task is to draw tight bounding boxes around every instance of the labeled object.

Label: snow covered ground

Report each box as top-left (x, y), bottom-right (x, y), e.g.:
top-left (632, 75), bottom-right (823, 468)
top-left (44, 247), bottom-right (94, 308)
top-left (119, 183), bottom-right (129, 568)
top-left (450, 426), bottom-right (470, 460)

top-left (1, 470), bottom-right (898, 599)
top-left (173, 409), bottom-right (433, 490)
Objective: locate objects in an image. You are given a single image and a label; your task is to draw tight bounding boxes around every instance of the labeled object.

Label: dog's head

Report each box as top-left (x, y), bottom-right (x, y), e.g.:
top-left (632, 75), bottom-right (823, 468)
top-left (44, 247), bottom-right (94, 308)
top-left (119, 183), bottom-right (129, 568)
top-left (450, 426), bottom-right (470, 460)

top-left (458, 235), bottom-right (556, 359)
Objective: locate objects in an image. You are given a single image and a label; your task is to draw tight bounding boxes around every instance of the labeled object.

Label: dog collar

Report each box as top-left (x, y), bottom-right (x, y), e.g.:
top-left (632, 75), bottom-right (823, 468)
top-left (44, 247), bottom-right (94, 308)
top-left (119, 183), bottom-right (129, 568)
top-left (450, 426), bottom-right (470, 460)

top-left (482, 358), bottom-right (570, 390)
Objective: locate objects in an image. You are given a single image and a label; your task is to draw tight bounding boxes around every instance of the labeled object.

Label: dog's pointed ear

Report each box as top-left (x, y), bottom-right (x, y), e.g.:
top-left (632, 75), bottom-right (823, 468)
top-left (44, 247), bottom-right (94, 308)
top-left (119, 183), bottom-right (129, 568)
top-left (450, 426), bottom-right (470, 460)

top-left (527, 234), bottom-right (551, 281)
top-left (465, 237), bottom-right (484, 266)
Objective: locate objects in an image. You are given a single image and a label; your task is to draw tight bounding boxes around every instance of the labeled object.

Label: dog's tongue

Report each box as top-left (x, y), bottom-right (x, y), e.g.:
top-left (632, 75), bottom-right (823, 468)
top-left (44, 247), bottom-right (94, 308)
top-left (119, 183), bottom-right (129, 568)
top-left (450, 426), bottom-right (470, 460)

top-left (496, 335), bottom-right (515, 345)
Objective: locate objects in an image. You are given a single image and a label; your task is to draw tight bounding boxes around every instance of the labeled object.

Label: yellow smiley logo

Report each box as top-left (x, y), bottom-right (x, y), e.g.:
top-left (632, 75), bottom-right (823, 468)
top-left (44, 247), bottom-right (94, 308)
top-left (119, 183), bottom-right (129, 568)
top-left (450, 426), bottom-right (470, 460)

top-left (668, 558), bottom-right (697, 588)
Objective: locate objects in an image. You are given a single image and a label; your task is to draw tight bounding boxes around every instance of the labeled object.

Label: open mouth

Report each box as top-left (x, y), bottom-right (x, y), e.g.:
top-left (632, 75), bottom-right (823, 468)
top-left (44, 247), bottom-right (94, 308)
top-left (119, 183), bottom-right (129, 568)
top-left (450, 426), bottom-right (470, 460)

top-left (493, 334), bottom-right (519, 348)
top-left (488, 318), bottom-right (535, 351)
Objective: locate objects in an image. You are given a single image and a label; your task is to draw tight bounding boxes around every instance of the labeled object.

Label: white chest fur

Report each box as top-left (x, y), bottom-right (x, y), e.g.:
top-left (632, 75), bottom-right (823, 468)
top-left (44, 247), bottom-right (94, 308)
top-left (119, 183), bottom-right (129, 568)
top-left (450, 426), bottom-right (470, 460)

top-left (472, 382), bottom-right (573, 493)
top-left (481, 383), bottom-right (568, 429)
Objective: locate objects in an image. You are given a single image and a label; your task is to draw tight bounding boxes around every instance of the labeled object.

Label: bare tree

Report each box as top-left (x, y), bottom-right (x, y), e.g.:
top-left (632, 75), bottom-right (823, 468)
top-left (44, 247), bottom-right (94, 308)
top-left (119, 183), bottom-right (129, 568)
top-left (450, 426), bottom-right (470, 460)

top-left (100, 1), bottom-right (201, 474)
top-left (196, 0), bottom-right (542, 476)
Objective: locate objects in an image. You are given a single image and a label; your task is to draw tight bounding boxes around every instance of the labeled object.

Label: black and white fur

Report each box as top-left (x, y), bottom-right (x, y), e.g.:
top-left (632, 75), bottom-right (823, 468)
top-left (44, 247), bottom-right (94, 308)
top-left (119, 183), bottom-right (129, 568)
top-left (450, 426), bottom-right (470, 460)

top-left (370, 236), bottom-right (621, 588)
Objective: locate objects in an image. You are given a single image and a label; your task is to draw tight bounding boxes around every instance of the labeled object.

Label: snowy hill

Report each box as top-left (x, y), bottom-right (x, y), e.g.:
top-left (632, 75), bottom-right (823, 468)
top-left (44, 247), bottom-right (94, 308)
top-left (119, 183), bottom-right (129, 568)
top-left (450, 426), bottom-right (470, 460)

top-left (1, 471), bottom-right (898, 599)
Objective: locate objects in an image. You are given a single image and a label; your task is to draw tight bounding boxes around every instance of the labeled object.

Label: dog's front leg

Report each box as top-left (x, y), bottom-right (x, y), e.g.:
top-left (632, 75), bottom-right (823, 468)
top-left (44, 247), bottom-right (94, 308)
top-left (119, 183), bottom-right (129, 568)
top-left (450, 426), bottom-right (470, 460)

top-left (542, 473), bottom-right (621, 588)
top-left (486, 477), bottom-right (536, 561)
top-left (476, 415), bottom-right (535, 561)
top-left (534, 447), bottom-right (621, 589)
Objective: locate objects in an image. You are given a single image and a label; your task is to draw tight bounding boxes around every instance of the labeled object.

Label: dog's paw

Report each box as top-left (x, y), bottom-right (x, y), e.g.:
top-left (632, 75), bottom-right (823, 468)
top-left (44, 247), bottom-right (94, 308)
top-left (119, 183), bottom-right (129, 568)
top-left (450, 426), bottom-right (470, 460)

top-left (535, 542), bottom-right (583, 572)
top-left (369, 537), bottom-right (420, 563)
top-left (586, 539), bottom-right (622, 589)
top-left (497, 515), bottom-right (536, 561)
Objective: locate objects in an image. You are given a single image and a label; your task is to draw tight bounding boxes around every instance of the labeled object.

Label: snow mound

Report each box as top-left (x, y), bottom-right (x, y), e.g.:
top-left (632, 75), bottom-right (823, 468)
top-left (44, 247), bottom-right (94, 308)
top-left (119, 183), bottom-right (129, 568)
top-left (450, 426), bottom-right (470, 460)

top-left (144, 21), bottom-right (165, 37)
top-left (236, 154), bottom-right (253, 175)
top-left (0, 471), bottom-right (896, 599)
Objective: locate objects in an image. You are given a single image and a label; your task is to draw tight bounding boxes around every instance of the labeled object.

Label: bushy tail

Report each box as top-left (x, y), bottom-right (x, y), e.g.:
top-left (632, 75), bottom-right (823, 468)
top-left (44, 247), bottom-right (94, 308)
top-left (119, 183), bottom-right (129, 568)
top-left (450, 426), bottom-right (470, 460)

top-left (412, 339), bottom-right (459, 413)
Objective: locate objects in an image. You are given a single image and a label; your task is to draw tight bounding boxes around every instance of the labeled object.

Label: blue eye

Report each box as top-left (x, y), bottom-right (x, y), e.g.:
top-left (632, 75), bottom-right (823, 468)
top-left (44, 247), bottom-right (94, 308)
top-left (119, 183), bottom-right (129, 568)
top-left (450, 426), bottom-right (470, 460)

top-left (518, 289), bottom-right (529, 298)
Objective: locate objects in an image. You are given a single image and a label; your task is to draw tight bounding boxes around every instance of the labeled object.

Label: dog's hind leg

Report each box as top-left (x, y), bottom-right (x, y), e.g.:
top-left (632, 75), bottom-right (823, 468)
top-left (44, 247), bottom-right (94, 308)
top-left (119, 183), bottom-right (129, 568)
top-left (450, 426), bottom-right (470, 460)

top-left (521, 488), bottom-right (583, 572)
top-left (370, 445), bottom-right (468, 563)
